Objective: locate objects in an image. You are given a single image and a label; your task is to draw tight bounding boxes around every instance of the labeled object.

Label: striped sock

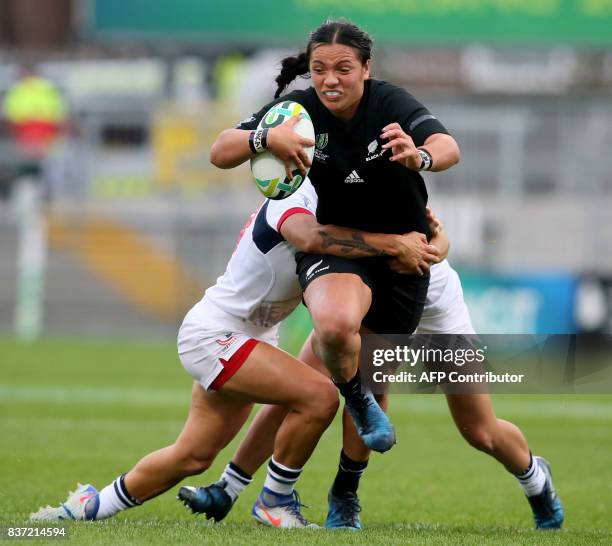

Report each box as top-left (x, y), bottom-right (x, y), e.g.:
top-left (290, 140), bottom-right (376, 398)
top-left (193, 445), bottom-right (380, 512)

top-left (263, 457), bottom-right (302, 496)
top-left (331, 450), bottom-right (368, 497)
top-left (96, 474), bottom-right (141, 520)
top-left (516, 455), bottom-right (546, 497)
top-left (220, 462), bottom-right (252, 502)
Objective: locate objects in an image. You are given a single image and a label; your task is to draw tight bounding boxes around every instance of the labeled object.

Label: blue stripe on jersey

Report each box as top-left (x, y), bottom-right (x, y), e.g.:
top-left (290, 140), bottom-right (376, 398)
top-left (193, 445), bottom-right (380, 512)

top-left (252, 201), bottom-right (283, 254)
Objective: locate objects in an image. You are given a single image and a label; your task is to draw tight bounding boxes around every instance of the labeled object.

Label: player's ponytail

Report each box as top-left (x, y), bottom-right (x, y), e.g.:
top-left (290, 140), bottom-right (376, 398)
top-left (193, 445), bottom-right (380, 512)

top-left (274, 52), bottom-right (309, 98)
top-left (274, 19), bottom-right (373, 99)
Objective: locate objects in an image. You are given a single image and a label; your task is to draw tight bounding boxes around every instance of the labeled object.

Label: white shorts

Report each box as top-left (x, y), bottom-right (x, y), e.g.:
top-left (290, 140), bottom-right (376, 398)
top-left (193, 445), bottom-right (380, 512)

top-left (177, 297), bottom-right (280, 391)
top-left (417, 265), bottom-right (476, 335)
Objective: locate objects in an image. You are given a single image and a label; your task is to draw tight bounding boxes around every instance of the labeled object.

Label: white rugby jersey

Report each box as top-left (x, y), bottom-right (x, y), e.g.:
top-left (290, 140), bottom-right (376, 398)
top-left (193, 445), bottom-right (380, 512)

top-left (204, 177), bottom-right (451, 328)
top-left (204, 179), bottom-right (318, 328)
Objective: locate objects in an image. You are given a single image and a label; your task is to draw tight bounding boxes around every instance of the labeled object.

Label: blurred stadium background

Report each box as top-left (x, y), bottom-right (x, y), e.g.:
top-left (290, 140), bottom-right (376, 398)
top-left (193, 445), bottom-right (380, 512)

top-left (1, 1), bottom-right (612, 343)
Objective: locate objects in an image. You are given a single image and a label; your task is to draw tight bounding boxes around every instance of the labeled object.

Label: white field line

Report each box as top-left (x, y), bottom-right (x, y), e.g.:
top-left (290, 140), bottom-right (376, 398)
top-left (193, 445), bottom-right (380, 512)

top-left (0, 415), bottom-right (184, 432)
top-left (0, 386), bottom-right (611, 420)
top-left (0, 386), bottom-right (187, 406)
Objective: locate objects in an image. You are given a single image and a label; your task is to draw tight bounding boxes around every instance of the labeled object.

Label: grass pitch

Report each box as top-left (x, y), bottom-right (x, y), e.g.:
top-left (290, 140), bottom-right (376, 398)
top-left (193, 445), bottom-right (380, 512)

top-left (1, 338), bottom-right (611, 545)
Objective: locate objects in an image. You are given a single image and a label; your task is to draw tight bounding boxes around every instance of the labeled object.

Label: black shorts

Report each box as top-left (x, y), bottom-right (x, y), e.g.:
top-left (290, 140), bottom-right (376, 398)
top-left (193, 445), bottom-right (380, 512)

top-left (296, 252), bottom-right (429, 334)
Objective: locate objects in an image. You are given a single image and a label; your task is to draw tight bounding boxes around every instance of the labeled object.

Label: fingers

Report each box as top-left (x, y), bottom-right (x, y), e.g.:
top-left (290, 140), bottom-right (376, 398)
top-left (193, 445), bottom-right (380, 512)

top-left (298, 149), bottom-right (312, 169)
top-left (381, 127), bottom-right (414, 142)
top-left (272, 114), bottom-right (313, 178)
top-left (381, 122), bottom-right (402, 134)
top-left (381, 134), bottom-right (413, 149)
top-left (422, 243), bottom-right (440, 264)
top-left (426, 207), bottom-right (441, 229)
top-left (285, 149), bottom-right (311, 178)
top-left (283, 160), bottom-right (293, 181)
top-left (425, 251), bottom-right (440, 264)
top-left (286, 114), bottom-right (302, 127)
top-left (381, 128), bottom-right (402, 142)
top-left (293, 154), bottom-right (307, 176)
top-left (382, 130), bottom-right (418, 163)
top-left (381, 137), bottom-right (408, 150)
top-left (286, 115), bottom-right (314, 147)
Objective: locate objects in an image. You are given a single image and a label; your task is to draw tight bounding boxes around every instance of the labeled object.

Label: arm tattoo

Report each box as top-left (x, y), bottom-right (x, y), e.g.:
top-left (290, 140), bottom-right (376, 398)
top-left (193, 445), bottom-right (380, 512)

top-left (318, 230), bottom-right (388, 256)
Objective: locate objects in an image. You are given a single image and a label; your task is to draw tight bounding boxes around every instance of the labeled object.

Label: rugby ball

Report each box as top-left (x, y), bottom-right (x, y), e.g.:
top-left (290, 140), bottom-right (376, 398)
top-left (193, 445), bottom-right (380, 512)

top-left (250, 101), bottom-right (315, 200)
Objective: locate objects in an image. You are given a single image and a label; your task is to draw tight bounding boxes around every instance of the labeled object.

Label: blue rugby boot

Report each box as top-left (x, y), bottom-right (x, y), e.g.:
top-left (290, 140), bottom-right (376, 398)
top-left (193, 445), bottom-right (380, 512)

top-left (325, 491), bottom-right (362, 530)
top-left (178, 480), bottom-right (234, 522)
top-left (345, 391), bottom-right (396, 453)
top-left (30, 484), bottom-right (99, 521)
top-left (527, 457), bottom-right (564, 530)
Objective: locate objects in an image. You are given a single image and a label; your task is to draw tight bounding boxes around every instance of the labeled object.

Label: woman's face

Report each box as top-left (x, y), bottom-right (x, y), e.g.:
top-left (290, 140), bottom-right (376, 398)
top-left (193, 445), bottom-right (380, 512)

top-left (309, 43), bottom-right (370, 121)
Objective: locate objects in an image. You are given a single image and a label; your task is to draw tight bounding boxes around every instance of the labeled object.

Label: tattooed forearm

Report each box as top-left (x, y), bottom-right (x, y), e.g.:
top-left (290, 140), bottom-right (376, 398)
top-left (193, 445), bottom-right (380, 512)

top-left (318, 230), bottom-right (388, 256)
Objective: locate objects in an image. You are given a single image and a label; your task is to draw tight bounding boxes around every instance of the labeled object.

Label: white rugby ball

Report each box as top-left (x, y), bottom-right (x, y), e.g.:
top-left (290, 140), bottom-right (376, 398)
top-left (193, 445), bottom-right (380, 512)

top-left (250, 101), bottom-right (315, 200)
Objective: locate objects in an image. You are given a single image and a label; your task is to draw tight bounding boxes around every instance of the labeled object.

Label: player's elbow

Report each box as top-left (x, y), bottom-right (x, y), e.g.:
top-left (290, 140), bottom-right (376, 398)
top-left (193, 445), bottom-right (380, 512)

top-left (303, 226), bottom-right (331, 254)
top-left (450, 148), bottom-right (460, 167)
top-left (210, 141), bottom-right (232, 169)
top-left (283, 223), bottom-right (321, 253)
top-left (210, 131), bottom-right (239, 168)
top-left (447, 138), bottom-right (461, 166)
top-left (291, 231), bottom-right (319, 254)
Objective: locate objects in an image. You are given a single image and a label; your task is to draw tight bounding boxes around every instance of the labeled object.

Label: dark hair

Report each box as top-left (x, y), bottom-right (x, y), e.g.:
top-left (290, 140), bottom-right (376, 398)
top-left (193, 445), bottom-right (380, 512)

top-left (274, 19), bottom-right (373, 98)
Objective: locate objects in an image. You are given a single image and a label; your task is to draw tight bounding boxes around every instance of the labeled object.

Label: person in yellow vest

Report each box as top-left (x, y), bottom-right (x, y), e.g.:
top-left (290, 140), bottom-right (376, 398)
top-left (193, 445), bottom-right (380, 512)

top-left (2, 70), bottom-right (68, 158)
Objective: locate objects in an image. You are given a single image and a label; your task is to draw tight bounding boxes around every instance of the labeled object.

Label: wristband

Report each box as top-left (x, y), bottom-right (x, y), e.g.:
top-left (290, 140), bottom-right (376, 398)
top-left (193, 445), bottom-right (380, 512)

top-left (417, 148), bottom-right (433, 171)
top-left (249, 129), bottom-right (269, 154)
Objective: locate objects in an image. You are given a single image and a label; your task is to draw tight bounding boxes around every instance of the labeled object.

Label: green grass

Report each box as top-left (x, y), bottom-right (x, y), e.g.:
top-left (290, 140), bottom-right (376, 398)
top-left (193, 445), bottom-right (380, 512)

top-left (1, 338), bottom-right (611, 545)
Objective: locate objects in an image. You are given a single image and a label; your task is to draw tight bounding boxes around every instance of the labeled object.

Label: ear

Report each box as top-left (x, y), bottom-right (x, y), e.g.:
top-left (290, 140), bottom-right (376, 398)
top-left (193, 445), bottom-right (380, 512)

top-left (363, 59), bottom-right (371, 79)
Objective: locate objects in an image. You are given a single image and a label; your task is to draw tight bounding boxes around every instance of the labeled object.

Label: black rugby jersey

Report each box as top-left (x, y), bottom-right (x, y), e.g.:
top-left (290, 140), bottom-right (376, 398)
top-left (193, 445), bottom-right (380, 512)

top-left (237, 79), bottom-right (449, 237)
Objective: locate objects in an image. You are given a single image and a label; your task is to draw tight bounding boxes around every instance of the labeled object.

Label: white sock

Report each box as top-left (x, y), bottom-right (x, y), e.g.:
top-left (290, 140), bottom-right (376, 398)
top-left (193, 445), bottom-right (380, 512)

top-left (516, 456), bottom-right (546, 497)
top-left (263, 457), bottom-right (302, 496)
top-left (96, 475), bottom-right (141, 520)
top-left (220, 462), bottom-right (252, 502)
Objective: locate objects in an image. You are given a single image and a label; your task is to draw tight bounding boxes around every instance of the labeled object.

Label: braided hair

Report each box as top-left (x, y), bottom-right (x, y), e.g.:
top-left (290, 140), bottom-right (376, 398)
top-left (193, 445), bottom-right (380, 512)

top-left (274, 19), bottom-right (373, 98)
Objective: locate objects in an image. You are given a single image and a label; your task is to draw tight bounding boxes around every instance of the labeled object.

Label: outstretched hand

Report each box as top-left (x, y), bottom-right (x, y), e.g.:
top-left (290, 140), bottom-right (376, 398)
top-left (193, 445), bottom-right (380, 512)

top-left (266, 115), bottom-right (315, 180)
top-left (381, 122), bottom-right (421, 171)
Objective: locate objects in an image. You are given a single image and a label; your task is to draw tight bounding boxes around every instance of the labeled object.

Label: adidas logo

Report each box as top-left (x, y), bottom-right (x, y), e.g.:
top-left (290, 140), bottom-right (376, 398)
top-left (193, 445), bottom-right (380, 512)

top-left (344, 170), bottom-right (364, 183)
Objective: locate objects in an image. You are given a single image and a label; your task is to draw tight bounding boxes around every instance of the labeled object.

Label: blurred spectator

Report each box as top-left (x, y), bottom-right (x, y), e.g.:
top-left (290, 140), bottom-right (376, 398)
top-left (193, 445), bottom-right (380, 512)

top-left (2, 68), bottom-right (68, 160)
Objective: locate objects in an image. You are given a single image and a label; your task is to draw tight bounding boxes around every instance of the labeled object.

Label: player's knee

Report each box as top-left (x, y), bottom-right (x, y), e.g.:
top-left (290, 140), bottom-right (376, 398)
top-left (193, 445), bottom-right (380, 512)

top-left (314, 310), bottom-right (360, 351)
top-left (462, 426), bottom-right (496, 454)
top-left (300, 380), bottom-right (339, 425)
top-left (175, 448), bottom-right (217, 476)
top-left (318, 380), bottom-right (340, 421)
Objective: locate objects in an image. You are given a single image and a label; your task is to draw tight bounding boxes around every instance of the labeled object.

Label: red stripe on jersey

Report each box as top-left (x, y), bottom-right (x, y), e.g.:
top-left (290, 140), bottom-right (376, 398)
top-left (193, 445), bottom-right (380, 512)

top-left (209, 338), bottom-right (259, 391)
top-left (235, 206), bottom-right (261, 251)
top-left (276, 207), bottom-right (314, 233)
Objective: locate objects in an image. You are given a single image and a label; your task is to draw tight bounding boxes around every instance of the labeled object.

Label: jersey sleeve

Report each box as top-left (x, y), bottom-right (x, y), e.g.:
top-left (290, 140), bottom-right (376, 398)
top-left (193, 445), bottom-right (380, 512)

top-left (382, 84), bottom-right (449, 147)
top-left (234, 90), bottom-right (308, 130)
top-left (265, 178), bottom-right (317, 235)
